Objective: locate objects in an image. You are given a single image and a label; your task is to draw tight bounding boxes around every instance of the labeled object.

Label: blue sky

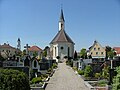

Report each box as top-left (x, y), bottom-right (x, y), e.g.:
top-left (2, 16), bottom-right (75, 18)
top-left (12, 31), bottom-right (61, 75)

top-left (0, 0), bottom-right (120, 51)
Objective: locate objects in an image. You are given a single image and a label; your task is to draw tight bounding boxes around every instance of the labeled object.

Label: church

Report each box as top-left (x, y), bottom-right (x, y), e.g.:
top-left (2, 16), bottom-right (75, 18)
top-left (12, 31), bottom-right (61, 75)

top-left (50, 9), bottom-right (75, 62)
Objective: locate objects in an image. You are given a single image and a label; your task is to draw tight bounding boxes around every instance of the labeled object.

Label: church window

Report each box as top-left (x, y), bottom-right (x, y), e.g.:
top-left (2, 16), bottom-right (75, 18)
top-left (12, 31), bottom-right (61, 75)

top-left (34, 60), bottom-right (37, 68)
top-left (55, 47), bottom-right (56, 57)
top-left (68, 47), bottom-right (70, 57)
top-left (61, 46), bottom-right (64, 50)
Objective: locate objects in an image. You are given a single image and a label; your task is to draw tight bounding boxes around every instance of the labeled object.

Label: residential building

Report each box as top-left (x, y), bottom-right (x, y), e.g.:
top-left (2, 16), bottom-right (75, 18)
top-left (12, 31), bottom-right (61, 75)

top-left (88, 40), bottom-right (106, 59)
top-left (28, 45), bottom-right (42, 59)
top-left (113, 47), bottom-right (120, 56)
top-left (50, 9), bottom-right (75, 62)
top-left (0, 43), bottom-right (20, 59)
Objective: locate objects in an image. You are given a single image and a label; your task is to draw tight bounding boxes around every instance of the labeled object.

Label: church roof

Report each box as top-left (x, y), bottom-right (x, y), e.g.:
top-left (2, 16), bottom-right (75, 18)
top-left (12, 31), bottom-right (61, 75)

top-left (50, 30), bottom-right (74, 44)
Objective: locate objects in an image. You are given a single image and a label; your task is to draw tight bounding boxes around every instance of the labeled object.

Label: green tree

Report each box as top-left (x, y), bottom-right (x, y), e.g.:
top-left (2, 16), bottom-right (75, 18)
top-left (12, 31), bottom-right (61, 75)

top-left (43, 50), bottom-right (47, 57)
top-left (84, 65), bottom-right (92, 77)
top-left (33, 51), bottom-right (38, 57)
top-left (22, 49), bottom-right (26, 56)
top-left (112, 66), bottom-right (120, 90)
top-left (74, 50), bottom-right (77, 60)
top-left (0, 53), bottom-right (5, 61)
top-left (105, 46), bottom-right (116, 59)
top-left (80, 48), bottom-right (87, 59)
top-left (0, 69), bottom-right (30, 90)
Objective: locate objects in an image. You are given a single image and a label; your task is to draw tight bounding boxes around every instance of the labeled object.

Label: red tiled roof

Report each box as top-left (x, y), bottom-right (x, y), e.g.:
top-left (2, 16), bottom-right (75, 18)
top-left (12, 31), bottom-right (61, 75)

top-left (113, 47), bottom-right (120, 54)
top-left (28, 46), bottom-right (42, 52)
top-left (0, 43), bottom-right (16, 49)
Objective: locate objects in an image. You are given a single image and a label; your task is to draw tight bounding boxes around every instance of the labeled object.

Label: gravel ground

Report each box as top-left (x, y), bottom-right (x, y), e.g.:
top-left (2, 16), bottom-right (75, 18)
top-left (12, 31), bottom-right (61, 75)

top-left (45, 63), bottom-right (88, 90)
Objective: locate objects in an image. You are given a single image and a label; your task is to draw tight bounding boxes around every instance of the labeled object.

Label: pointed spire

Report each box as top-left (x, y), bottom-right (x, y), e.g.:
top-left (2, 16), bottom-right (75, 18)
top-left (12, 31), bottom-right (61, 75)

top-left (18, 38), bottom-right (20, 41)
top-left (60, 9), bottom-right (65, 22)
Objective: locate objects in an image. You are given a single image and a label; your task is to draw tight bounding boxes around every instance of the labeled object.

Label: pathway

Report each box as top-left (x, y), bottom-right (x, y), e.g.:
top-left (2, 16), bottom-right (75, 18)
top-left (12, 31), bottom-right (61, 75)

top-left (45, 63), bottom-right (88, 90)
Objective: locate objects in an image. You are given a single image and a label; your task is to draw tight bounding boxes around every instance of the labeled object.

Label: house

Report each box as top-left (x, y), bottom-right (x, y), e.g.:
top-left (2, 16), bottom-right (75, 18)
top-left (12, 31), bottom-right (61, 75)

top-left (88, 40), bottom-right (106, 60)
top-left (0, 43), bottom-right (20, 59)
top-left (28, 45), bottom-right (42, 59)
top-left (113, 47), bottom-right (120, 56)
top-left (50, 9), bottom-right (75, 62)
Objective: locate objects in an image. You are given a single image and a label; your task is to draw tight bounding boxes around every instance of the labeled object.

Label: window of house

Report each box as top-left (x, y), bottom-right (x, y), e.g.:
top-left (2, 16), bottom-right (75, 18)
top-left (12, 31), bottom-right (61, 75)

top-left (98, 48), bottom-right (100, 50)
top-left (101, 52), bottom-right (103, 55)
top-left (94, 48), bottom-right (96, 50)
top-left (96, 52), bottom-right (98, 55)
top-left (91, 52), bottom-right (93, 55)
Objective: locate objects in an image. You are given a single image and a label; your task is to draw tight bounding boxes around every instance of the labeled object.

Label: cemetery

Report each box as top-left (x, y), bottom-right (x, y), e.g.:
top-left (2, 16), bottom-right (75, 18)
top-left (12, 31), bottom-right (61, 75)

top-left (67, 56), bottom-right (120, 90)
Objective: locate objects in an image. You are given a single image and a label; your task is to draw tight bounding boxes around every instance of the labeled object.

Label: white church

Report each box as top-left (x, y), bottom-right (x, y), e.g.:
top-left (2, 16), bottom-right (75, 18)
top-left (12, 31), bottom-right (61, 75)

top-left (50, 9), bottom-right (75, 62)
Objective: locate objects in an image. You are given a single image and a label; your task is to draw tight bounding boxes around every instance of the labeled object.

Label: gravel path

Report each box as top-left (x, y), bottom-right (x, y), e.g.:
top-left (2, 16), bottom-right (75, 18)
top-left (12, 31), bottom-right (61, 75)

top-left (45, 63), bottom-right (88, 90)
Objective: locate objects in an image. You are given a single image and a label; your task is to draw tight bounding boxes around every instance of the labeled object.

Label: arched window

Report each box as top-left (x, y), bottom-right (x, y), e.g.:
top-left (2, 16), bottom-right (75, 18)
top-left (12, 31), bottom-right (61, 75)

top-left (55, 47), bottom-right (56, 57)
top-left (34, 60), bottom-right (37, 67)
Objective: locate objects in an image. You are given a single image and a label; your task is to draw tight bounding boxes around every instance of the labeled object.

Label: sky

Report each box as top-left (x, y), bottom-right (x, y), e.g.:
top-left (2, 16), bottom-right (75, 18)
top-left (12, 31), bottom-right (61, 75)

top-left (0, 0), bottom-right (120, 51)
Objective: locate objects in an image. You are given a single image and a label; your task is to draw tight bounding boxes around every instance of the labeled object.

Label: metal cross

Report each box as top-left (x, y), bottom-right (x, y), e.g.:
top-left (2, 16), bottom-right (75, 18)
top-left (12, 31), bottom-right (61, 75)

top-left (24, 44), bottom-right (30, 55)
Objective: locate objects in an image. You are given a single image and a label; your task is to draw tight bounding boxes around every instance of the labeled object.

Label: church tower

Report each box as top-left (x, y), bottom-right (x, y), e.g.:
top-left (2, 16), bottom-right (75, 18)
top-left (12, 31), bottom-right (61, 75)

top-left (17, 38), bottom-right (21, 50)
top-left (50, 9), bottom-right (75, 62)
top-left (59, 9), bottom-right (65, 31)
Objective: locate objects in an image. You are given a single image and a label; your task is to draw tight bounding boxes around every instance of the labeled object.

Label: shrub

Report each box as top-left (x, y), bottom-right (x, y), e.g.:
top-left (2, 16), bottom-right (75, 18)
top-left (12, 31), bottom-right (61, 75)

top-left (0, 69), bottom-right (30, 90)
top-left (56, 56), bottom-right (60, 59)
top-left (84, 65), bottom-right (92, 77)
top-left (78, 70), bottom-right (84, 75)
top-left (97, 80), bottom-right (107, 87)
top-left (72, 67), bottom-right (77, 71)
top-left (48, 68), bottom-right (52, 72)
top-left (95, 73), bottom-right (101, 79)
top-left (112, 66), bottom-right (120, 90)
top-left (52, 63), bottom-right (57, 69)
top-left (31, 77), bottom-right (42, 84)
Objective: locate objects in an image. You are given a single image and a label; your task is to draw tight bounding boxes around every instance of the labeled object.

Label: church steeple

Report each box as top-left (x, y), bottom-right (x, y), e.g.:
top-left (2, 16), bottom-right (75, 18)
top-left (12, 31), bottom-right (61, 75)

top-left (59, 9), bottom-right (65, 31)
top-left (17, 38), bottom-right (21, 50)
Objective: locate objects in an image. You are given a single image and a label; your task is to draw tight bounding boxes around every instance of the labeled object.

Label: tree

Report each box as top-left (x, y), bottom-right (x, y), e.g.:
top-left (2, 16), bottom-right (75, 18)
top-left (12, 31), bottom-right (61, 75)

top-left (22, 49), bottom-right (26, 56)
top-left (112, 66), bottom-right (120, 90)
top-left (0, 53), bottom-right (5, 61)
top-left (0, 69), bottom-right (30, 90)
top-left (105, 46), bottom-right (116, 59)
top-left (80, 48), bottom-right (87, 59)
top-left (84, 65), bottom-right (93, 77)
top-left (43, 50), bottom-right (47, 57)
top-left (33, 51), bottom-right (38, 57)
top-left (74, 50), bottom-right (77, 60)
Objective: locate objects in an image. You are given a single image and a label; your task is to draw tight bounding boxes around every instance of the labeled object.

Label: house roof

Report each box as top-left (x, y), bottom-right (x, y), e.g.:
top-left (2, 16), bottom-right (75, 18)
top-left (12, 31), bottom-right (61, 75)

top-left (50, 30), bottom-right (74, 44)
top-left (113, 47), bottom-right (120, 54)
top-left (0, 43), bottom-right (16, 50)
top-left (28, 46), bottom-right (42, 52)
top-left (89, 40), bottom-right (105, 51)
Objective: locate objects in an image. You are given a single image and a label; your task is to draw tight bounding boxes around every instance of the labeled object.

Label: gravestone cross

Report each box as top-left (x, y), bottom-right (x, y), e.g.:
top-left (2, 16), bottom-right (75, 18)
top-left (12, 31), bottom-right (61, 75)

top-left (24, 44), bottom-right (30, 55)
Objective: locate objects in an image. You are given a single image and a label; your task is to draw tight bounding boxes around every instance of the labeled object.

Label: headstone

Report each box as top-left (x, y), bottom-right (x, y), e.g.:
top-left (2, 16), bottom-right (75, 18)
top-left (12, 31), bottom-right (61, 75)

top-left (24, 56), bottom-right (30, 66)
